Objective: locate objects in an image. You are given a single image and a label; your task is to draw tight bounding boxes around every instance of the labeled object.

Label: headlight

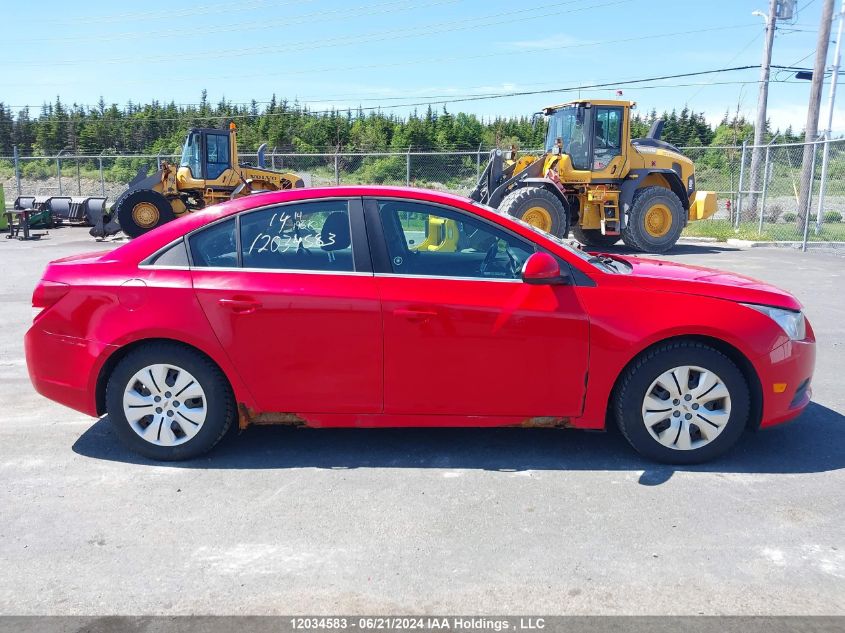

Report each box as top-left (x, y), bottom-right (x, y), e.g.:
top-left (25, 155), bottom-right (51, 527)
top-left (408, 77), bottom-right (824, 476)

top-left (742, 303), bottom-right (806, 340)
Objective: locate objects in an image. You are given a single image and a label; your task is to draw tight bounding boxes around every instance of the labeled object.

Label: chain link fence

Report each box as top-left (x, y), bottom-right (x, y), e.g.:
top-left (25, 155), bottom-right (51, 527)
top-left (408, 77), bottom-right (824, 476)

top-left (3, 140), bottom-right (844, 246)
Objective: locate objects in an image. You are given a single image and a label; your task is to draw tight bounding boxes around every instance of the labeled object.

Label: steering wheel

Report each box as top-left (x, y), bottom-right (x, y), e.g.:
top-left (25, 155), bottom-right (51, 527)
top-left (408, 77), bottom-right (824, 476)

top-left (505, 247), bottom-right (521, 277)
top-left (479, 240), bottom-right (499, 276)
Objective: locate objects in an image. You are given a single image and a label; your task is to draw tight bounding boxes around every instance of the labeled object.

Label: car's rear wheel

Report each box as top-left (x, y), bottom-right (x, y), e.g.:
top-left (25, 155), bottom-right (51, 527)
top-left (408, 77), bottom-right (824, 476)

top-left (614, 341), bottom-right (750, 464)
top-left (105, 343), bottom-right (235, 460)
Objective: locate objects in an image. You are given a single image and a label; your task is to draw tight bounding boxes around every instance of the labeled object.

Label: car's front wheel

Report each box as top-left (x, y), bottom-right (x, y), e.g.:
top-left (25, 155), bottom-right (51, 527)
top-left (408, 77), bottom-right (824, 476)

top-left (105, 343), bottom-right (235, 460)
top-left (614, 341), bottom-right (750, 464)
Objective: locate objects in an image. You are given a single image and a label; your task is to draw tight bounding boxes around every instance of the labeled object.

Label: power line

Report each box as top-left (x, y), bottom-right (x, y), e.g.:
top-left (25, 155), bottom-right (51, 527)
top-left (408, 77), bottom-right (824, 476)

top-left (38, 0), bottom-right (314, 25)
top-left (22, 0), bottom-right (459, 43)
top-left (14, 0), bottom-right (630, 67)
top-left (685, 30), bottom-right (764, 103)
top-left (4, 22), bottom-right (759, 97)
top-left (14, 65), bottom-right (767, 125)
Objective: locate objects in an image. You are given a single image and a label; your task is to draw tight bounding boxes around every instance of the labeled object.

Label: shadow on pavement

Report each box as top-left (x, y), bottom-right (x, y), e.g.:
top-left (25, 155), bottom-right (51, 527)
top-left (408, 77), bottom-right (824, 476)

top-left (72, 402), bottom-right (844, 484)
top-left (598, 242), bottom-right (738, 256)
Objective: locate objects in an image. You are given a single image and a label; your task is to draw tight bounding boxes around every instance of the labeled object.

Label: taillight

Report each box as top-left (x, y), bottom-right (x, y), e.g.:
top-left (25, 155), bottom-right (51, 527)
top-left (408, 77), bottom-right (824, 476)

top-left (32, 280), bottom-right (70, 321)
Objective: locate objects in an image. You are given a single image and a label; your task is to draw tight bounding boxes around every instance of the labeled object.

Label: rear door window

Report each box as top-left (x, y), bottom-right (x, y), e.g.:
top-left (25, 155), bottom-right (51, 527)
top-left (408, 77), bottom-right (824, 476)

top-left (188, 218), bottom-right (237, 268)
top-left (239, 200), bottom-right (354, 272)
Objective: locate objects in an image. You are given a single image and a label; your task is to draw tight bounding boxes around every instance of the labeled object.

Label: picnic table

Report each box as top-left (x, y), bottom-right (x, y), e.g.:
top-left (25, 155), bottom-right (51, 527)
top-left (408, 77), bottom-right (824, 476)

top-left (5, 207), bottom-right (45, 240)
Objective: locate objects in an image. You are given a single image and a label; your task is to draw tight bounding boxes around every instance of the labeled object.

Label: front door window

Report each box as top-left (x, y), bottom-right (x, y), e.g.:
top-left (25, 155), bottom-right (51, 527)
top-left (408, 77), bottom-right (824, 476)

top-left (377, 200), bottom-right (535, 280)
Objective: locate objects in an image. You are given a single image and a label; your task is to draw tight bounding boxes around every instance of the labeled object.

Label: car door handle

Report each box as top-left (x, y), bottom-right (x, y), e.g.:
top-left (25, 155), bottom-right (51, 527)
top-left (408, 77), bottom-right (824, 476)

top-left (218, 298), bottom-right (262, 314)
top-left (394, 308), bottom-right (438, 321)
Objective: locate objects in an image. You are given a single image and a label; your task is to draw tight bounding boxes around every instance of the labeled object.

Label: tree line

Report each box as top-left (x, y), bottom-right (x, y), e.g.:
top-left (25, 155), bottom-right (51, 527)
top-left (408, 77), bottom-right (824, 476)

top-left (0, 91), bottom-right (807, 157)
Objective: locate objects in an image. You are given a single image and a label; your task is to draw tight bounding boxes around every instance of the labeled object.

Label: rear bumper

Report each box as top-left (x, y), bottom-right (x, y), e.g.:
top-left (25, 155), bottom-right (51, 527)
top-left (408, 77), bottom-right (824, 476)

top-left (25, 324), bottom-right (116, 417)
top-left (755, 337), bottom-right (816, 429)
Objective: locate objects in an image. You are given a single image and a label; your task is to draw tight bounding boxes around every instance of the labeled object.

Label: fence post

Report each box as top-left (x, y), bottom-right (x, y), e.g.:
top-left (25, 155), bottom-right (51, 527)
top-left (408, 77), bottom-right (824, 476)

top-left (477, 143), bottom-right (483, 179)
top-left (75, 157), bottom-right (82, 195)
top-left (57, 153), bottom-right (63, 196)
top-left (758, 144), bottom-right (771, 234)
top-left (98, 153), bottom-right (106, 196)
top-left (801, 140), bottom-right (818, 252)
top-left (406, 146), bottom-right (411, 186)
top-left (814, 136), bottom-right (832, 235)
top-left (736, 141), bottom-right (747, 227)
top-left (13, 145), bottom-right (21, 197)
top-left (334, 149), bottom-right (340, 186)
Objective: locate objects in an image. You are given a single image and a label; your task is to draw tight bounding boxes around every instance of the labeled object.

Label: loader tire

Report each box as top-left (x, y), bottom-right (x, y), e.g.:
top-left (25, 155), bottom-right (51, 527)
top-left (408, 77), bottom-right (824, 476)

top-left (499, 186), bottom-right (569, 239)
top-left (115, 189), bottom-right (175, 239)
top-left (571, 226), bottom-right (620, 249)
top-left (622, 186), bottom-right (684, 253)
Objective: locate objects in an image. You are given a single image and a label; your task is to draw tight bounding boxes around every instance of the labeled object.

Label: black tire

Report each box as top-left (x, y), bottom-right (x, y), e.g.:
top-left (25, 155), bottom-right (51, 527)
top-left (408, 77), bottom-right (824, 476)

top-left (105, 342), bottom-right (235, 461)
top-left (622, 186), bottom-right (685, 253)
top-left (115, 188), bottom-right (175, 238)
top-left (499, 186), bottom-right (570, 239)
top-left (613, 341), bottom-right (750, 464)
top-left (571, 226), bottom-right (620, 249)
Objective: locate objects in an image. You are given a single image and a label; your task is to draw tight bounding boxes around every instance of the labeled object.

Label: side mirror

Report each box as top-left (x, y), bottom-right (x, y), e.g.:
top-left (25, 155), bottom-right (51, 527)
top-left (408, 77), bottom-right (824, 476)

top-left (521, 252), bottom-right (569, 285)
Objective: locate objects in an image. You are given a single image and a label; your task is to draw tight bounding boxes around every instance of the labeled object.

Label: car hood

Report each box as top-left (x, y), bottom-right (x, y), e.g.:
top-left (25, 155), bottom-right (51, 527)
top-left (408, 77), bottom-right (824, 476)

top-left (614, 255), bottom-right (802, 310)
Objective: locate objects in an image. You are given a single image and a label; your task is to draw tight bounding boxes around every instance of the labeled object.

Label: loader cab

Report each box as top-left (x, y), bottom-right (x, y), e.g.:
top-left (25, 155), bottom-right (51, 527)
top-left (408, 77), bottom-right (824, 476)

top-left (178, 127), bottom-right (234, 183)
top-left (544, 100), bottom-right (630, 177)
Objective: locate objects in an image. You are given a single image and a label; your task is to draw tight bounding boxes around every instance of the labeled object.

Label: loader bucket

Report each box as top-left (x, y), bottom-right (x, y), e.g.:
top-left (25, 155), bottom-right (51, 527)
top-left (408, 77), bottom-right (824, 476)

top-left (89, 203), bottom-right (121, 238)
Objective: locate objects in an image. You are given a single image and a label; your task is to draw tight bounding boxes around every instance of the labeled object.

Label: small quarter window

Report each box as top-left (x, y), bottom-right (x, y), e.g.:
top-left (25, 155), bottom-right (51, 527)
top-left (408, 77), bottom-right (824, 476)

top-left (150, 240), bottom-right (189, 267)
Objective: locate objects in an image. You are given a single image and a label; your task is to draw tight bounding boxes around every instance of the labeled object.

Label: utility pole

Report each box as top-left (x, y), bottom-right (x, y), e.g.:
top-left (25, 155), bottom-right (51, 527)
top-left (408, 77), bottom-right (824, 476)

top-left (815, 0), bottom-right (845, 233)
top-left (798, 0), bottom-right (836, 231)
top-left (748, 0), bottom-right (779, 217)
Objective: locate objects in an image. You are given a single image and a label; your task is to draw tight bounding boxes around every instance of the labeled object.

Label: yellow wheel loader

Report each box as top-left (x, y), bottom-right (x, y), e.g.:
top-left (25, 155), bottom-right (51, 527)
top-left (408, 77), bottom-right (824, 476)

top-left (91, 123), bottom-right (304, 238)
top-left (469, 100), bottom-right (717, 253)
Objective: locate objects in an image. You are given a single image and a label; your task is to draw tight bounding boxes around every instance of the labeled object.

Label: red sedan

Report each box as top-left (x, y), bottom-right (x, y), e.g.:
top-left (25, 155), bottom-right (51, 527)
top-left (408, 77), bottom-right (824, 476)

top-left (25, 186), bottom-right (815, 463)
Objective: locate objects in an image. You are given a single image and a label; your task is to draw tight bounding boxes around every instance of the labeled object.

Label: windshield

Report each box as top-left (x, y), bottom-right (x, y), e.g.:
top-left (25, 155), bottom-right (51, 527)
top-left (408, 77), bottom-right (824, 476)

top-left (471, 201), bottom-right (597, 265)
top-left (179, 131), bottom-right (202, 178)
top-left (544, 105), bottom-right (592, 170)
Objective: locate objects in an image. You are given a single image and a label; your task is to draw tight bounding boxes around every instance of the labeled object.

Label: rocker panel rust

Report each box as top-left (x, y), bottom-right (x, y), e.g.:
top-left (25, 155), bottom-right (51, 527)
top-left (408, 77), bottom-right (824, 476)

top-left (519, 416), bottom-right (572, 428)
top-left (238, 404), bottom-right (307, 429)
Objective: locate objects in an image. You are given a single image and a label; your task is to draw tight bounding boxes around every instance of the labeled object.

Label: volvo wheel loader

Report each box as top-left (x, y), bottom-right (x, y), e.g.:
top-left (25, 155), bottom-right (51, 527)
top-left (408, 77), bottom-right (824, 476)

top-left (91, 123), bottom-right (304, 238)
top-left (469, 100), bottom-right (717, 253)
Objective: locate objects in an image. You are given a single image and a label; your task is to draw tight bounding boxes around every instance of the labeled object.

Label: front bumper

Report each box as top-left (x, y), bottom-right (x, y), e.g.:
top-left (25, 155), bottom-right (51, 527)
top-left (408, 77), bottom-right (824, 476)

top-left (755, 336), bottom-right (816, 429)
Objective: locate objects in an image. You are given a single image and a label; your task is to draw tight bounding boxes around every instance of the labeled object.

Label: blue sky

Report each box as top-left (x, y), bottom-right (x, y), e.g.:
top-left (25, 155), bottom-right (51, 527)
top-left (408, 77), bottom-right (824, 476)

top-left (3, 0), bottom-right (842, 133)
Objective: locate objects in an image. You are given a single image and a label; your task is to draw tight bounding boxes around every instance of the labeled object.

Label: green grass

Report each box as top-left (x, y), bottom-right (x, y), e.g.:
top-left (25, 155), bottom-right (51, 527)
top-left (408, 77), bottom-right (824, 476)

top-left (683, 219), bottom-right (845, 242)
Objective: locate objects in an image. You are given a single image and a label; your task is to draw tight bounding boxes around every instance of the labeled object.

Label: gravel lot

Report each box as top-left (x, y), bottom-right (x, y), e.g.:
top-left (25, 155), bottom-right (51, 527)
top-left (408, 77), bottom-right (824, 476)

top-left (1, 226), bottom-right (843, 615)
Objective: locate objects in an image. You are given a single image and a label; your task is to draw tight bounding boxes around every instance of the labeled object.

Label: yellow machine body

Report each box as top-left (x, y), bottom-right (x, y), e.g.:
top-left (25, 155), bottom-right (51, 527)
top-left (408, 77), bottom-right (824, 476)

top-left (467, 99), bottom-right (717, 252)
